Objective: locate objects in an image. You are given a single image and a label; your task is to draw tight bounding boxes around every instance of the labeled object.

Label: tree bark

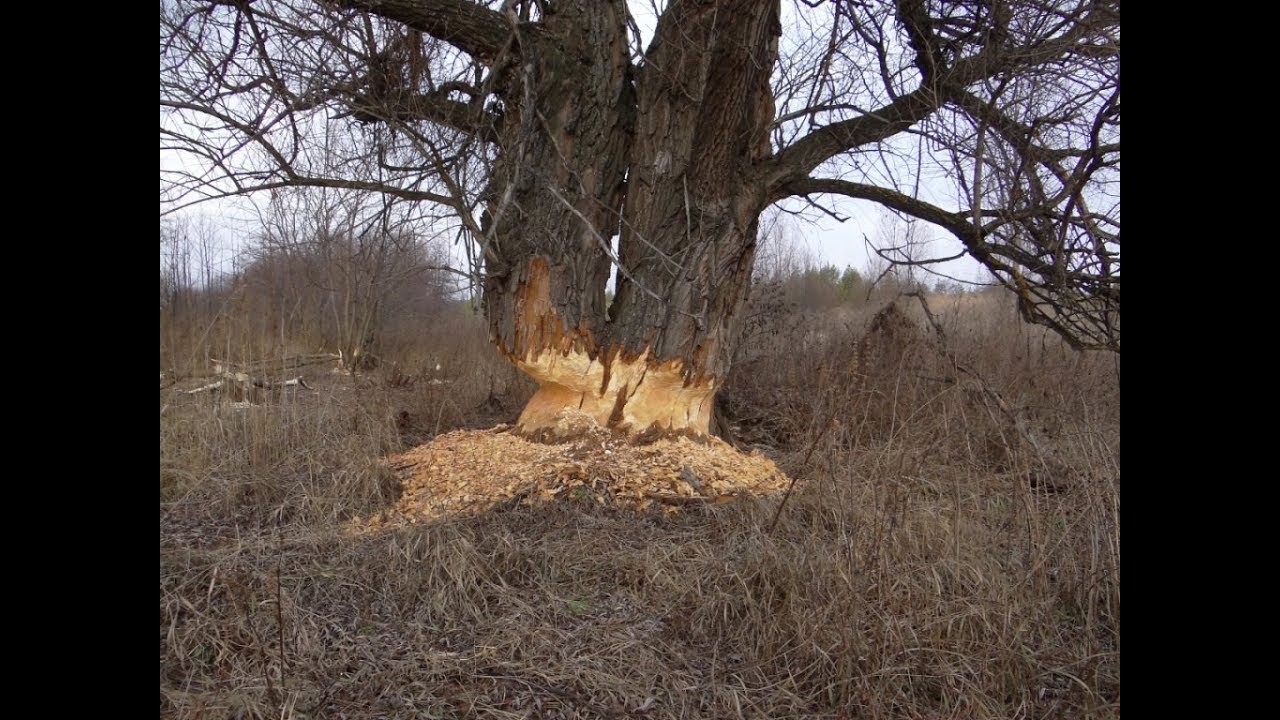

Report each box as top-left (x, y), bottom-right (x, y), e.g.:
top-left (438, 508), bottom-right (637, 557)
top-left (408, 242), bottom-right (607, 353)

top-left (477, 0), bottom-right (781, 438)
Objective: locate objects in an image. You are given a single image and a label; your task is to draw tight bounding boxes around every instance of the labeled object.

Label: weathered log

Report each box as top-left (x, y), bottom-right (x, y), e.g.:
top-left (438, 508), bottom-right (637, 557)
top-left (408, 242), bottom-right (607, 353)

top-left (185, 372), bottom-right (312, 403)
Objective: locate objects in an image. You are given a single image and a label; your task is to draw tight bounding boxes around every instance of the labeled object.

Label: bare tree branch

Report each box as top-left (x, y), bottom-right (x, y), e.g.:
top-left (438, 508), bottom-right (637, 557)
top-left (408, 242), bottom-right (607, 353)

top-left (765, 0), bottom-right (1118, 187)
top-left (331, 0), bottom-right (513, 62)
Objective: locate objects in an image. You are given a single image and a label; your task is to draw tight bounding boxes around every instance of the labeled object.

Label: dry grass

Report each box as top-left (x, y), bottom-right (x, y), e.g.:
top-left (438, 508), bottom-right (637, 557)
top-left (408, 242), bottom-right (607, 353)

top-left (160, 293), bottom-right (1119, 719)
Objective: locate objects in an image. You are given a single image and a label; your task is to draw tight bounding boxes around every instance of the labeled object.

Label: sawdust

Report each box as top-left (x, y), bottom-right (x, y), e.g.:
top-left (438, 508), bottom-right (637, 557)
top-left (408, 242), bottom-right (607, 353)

top-left (355, 410), bottom-right (790, 529)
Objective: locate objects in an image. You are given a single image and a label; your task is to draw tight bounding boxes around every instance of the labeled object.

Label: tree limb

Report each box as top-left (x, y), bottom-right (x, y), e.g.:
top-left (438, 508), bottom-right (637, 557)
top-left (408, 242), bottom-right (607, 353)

top-left (330, 0), bottom-right (513, 63)
top-left (775, 175), bottom-right (1119, 352)
top-left (765, 2), bottom-right (1118, 189)
top-left (776, 177), bottom-right (978, 244)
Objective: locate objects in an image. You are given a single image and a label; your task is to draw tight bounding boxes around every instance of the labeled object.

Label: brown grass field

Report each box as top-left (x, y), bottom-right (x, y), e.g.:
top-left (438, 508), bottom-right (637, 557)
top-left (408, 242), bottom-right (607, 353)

top-left (160, 291), bottom-right (1120, 719)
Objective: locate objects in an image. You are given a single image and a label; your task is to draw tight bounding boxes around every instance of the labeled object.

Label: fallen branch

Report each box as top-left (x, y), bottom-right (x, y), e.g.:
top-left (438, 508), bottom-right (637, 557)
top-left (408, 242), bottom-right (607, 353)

top-left (209, 353), bottom-right (341, 375)
top-left (185, 372), bottom-right (312, 399)
top-left (644, 492), bottom-right (736, 506)
top-left (186, 380), bottom-right (225, 395)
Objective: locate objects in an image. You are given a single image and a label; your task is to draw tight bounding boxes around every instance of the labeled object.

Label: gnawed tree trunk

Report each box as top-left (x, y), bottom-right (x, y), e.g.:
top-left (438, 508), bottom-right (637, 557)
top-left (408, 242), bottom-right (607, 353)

top-left (482, 0), bottom-right (780, 438)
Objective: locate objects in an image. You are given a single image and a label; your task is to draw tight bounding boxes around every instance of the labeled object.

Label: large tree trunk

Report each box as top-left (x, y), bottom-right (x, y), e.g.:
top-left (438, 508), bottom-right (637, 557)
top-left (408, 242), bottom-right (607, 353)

top-left (483, 0), bottom-right (781, 438)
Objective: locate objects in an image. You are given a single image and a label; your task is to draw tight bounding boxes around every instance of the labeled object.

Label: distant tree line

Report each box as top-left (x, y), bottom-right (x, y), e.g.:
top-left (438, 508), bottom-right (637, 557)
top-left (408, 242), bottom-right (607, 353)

top-left (160, 189), bottom-right (457, 375)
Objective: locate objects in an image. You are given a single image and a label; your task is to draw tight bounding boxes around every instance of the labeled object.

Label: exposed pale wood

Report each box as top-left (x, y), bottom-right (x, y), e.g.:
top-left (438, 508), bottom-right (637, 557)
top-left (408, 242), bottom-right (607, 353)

top-left (516, 349), bottom-right (714, 436)
top-left (354, 422), bottom-right (792, 528)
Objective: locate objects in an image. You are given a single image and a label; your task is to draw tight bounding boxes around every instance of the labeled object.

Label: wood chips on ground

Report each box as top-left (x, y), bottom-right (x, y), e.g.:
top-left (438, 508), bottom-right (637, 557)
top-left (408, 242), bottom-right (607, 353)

top-left (356, 410), bottom-right (790, 529)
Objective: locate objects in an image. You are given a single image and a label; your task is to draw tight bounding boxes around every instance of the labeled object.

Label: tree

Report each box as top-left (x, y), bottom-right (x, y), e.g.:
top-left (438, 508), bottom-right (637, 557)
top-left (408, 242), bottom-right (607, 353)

top-left (161, 0), bottom-right (1120, 437)
top-left (248, 186), bottom-right (455, 368)
top-left (837, 266), bottom-right (864, 304)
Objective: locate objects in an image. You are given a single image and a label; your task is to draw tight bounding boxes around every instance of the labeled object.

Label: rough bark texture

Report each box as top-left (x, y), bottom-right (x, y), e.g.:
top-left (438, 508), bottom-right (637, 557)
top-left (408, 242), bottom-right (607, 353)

top-left (480, 0), bottom-right (782, 437)
top-left (482, 1), bottom-right (633, 358)
top-left (609, 0), bottom-right (779, 379)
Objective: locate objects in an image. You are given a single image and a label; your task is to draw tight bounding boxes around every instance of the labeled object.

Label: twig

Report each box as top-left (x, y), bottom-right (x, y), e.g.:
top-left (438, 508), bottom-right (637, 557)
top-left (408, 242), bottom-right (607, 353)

top-left (644, 492), bottom-right (735, 506)
top-left (273, 512), bottom-right (290, 712)
top-left (767, 415), bottom-right (836, 535)
top-left (275, 564), bottom-right (289, 690)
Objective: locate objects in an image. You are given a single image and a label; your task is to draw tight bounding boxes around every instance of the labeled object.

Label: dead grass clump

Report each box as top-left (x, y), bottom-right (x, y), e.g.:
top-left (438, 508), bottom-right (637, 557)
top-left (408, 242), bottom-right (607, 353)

top-left (160, 342), bottom-right (530, 531)
top-left (160, 389), bottom-right (401, 531)
top-left (162, 455), bottom-right (1118, 718)
top-left (724, 293), bottom-right (1119, 484)
top-left (161, 287), bottom-right (1119, 719)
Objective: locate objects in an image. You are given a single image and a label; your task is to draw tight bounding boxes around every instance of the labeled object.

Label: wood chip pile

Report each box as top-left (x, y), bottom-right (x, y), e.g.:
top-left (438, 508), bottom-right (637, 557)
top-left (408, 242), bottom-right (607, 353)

top-left (358, 410), bottom-right (791, 528)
